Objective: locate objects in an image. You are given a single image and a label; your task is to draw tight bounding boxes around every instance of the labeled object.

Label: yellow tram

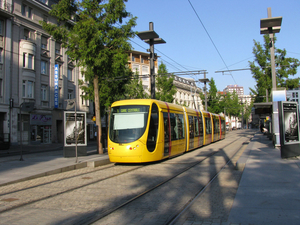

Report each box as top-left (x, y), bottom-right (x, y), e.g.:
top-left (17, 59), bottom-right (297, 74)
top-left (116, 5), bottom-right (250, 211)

top-left (108, 99), bottom-right (225, 163)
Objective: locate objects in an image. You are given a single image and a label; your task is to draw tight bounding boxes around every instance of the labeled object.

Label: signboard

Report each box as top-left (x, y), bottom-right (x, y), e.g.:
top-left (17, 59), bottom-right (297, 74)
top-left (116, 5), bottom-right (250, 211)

top-left (64, 111), bottom-right (87, 146)
top-left (30, 114), bottom-right (52, 125)
top-left (281, 102), bottom-right (299, 144)
top-left (54, 64), bottom-right (59, 108)
top-left (272, 89), bottom-right (286, 102)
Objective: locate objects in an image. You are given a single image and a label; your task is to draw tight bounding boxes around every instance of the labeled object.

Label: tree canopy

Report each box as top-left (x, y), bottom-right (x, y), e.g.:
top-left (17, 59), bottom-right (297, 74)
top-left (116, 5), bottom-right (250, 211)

top-left (155, 62), bottom-right (177, 103)
top-left (249, 34), bottom-right (300, 102)
top-left (41, 0), bottom-right (137, 153)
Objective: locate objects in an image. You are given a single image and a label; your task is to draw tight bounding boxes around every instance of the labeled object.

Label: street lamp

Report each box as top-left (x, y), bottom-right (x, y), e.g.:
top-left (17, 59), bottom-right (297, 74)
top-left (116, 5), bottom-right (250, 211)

top-left (137, 22), bottom-right (166, 99)
top-left (260, 7), bottom-right (282, 148)
top-left (199, 71), bottom-right (209, 111)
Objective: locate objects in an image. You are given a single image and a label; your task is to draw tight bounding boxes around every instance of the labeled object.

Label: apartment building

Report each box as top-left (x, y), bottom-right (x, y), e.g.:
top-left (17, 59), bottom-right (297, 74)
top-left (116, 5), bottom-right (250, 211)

top-left (0, 0), bottom-right (93, 146)
top-left (224, 84), bottom-right (244, 96)
top-left (128, 50), bottom-right (203, 110)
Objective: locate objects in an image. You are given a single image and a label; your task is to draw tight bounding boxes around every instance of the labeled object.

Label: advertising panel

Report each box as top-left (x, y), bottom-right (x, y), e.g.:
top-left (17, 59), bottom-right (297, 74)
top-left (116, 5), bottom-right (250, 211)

top-left (64, 111), bottom-right (87, 146)
top-left (282, 102), bottom-right (299, 144)
top-left (54, 64), bottom-right (59, 108)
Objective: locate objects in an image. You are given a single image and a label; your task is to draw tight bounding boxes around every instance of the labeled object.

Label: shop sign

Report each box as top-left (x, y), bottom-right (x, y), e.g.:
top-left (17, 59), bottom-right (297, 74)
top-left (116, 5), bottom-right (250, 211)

top-left (54, 64), bottom-right (59, 108)
top-left (30, 114), bottom-right (52, 125)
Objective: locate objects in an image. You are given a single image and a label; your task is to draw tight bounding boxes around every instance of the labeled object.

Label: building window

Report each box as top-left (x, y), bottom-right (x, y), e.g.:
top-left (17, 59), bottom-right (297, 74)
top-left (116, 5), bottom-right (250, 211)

top-left (41, 37), bottom-right (47, 49)
top-left (21, 4), bottom-right (26, 16)
top-left (81, 92), bottom-right (89, 106)
top-left (22, 80), bottom-right (34, 98)
top-left (41, 60), bottom-right (48, 74)
top-left (28, 7), bottom-right (32, 19)
top-left (41, 85), bottom-right (48, 101)
top-left (0, 48), bottom-right (3, 63)
top-left (28, 54), bottom-right (33, 69)
top-left (40, 0), bottom-right (48, 5)
top-left (67, 68), bottom-right (73, 81)
top-left (0, 20), bottom-right (3, 35)
top-left (67, 89), bottom-right (73, 99)
top-left (55, 42), bottom-right (61, 55)
top-left (296, 92), bottom-right (299, 98)
top-left (24, 29), bottom-right (29, 40)
top-left (0, 78), bottom-right (2, 97)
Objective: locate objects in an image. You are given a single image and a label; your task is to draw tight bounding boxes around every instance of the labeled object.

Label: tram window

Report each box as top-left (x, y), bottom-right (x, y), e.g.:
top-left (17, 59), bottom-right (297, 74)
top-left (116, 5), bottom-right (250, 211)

top-left (214, 119), bottom-right (219, 134)
top-left (147, 103), bottom-right (159, 152)
top-left (109, 105), bottom-right (149, 143)
top-left (205, 117), bottom-right (212, 134)
top-left (221, 120), bottom-right (225, 132)
top-left (189, 115), bottom-right (194, 138)
top-left (199, 117), bottom-right (203, 137)
top-left (195, 116), bottom-right (199, 136)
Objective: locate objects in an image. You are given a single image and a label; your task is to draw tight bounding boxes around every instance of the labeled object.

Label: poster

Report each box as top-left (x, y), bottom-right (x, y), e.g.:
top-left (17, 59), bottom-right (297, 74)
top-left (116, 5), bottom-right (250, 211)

top-left (64, 111), bottom-right (87, 146)
top-left (282, 102), bottom-right (299, 144)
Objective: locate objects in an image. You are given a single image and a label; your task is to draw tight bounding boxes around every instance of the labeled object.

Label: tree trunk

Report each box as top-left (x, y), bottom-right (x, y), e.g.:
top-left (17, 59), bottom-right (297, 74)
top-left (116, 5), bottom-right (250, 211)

top-left (94, 76), bottom-right (103, 154)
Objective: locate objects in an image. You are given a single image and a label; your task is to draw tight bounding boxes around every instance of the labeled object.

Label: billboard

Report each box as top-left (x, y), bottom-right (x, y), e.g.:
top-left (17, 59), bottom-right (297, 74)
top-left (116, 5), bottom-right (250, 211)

top-left (64, 111), bottom-right (87, 146)
top-left (281, 102), bottom-right (299, 144)
top-left (54, 64), bottom-right (59, 108)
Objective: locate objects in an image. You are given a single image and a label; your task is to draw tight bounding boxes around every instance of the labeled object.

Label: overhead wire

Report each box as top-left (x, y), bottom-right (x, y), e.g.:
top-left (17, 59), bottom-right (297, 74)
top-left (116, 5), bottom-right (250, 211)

top-left (187, 0), bottom-right (237, 84)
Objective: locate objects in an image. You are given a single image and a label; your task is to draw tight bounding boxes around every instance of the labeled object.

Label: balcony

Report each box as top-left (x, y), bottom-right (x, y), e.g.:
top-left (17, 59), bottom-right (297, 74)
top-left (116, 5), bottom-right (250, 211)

top-left (0, 1), bottom-right (13, 17)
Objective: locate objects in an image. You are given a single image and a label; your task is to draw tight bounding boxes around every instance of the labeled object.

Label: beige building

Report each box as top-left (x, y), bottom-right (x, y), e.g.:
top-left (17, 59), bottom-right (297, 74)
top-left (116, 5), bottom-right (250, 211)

top-left (0, 0), bottom-right (93, 146)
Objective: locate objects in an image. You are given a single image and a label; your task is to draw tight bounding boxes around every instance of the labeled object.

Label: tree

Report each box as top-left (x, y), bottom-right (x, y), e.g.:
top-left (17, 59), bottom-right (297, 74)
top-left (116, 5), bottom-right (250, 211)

top-left (155, 62), bottom-right (177, 103)
top-left (249, 35), bottom-right (300, 102)
top-left (124, 70), bottom-right (150, 99)
top-left (42, 0), bottom-right (137, 154)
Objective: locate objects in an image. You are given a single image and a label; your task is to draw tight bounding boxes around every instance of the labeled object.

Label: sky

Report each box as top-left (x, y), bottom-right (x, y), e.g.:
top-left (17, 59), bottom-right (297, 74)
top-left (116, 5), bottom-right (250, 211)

top-left (125, 0), bottom-right (300, 95)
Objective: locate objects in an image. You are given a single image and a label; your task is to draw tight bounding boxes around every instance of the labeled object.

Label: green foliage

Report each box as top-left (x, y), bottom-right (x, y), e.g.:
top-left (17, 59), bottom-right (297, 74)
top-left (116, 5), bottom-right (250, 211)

top-left (41, 0), bottom-right (137, 108)
top-left (155, 62), bottom-right (177, 103)
top-left (249, 34), bottom-right (300, 102)
top-left (223, 91), bottom-right (241, 118)
top-left (124, 70), bottom-right (150, 99)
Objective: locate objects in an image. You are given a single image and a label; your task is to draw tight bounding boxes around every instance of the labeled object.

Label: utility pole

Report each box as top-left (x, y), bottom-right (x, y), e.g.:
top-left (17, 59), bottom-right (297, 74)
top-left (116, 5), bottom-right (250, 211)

top-left (199, 71), bottom-right (209, 111)
top-left (137, 22), bottom-right (166, 99)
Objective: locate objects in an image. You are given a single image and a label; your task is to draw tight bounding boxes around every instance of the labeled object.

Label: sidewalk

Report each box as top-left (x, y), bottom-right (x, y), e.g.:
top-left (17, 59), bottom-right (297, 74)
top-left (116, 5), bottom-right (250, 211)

top-left (0, 142), bottom-right (110, 186)
top-left (229, 132), bottom-right (300, 225)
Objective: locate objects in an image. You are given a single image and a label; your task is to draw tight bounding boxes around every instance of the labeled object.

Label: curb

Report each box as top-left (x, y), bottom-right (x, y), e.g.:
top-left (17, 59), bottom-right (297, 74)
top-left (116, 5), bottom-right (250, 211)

top-left (0, 158), bottom-right (112, 187)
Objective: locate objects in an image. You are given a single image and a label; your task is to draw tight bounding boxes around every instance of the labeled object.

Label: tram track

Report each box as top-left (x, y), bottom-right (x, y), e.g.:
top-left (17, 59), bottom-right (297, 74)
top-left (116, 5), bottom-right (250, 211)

top-left (0, 130), bottom-right (254, 225)
top-left (87, 131), bottom-right (253, 224)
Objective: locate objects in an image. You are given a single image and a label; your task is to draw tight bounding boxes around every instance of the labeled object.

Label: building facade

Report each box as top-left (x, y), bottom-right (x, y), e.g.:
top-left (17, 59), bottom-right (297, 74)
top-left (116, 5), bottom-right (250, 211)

top-left (224, 84), bottom-right (244, 96)
top-left (0, 0), bottom-right (93, 145)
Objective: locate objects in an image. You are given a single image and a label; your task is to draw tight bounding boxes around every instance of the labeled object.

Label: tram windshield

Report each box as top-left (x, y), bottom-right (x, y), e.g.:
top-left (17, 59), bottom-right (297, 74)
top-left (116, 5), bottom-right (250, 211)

top-left (109, 105), bottom-right (150, 143)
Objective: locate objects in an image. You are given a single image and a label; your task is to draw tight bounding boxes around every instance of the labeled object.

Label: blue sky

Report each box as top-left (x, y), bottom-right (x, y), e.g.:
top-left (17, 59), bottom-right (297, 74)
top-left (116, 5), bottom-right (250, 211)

top-left (125, 0), bottom-right (300, 95)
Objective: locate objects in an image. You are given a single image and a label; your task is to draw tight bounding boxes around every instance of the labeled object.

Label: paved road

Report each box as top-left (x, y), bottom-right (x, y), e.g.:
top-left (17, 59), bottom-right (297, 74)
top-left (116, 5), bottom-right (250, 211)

top-left (0, 130), bottom-right (254, 225)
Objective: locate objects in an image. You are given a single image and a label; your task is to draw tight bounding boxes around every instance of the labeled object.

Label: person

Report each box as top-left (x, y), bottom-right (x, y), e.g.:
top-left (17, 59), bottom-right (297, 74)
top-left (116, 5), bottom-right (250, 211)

top-left (260, 123), bottom-right (264, 133)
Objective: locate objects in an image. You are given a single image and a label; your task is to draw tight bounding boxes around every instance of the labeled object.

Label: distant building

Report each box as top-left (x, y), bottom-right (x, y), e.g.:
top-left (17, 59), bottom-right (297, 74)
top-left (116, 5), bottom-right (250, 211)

top-left (224, 84), bottom-right (244, 96)
top-left (286, 89), bottom-right (300, 104)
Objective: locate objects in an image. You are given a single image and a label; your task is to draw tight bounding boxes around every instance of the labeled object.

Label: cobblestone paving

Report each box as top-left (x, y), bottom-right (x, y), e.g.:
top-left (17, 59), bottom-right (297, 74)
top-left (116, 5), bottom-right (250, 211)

top-left (0, 130), bottom-right (255, 225)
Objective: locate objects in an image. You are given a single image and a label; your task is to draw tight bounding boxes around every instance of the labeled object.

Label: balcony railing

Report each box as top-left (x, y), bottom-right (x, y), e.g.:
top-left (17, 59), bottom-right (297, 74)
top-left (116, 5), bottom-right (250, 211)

top-left (0, 1), bottom-right (12, 14)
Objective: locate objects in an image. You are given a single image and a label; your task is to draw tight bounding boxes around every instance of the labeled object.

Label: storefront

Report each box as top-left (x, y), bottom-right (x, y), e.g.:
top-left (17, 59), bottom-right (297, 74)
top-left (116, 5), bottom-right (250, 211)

top-left (30, 114), bottom-right (52, 144)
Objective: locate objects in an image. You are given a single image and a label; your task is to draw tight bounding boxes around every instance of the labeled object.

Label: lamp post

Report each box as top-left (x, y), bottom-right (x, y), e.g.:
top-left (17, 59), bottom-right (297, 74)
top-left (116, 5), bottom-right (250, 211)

top-left (137, 22), bottom-right (166, 99)
top-left (260, 7), bottom-right (282, 148)
top-left (199, 71), bottom-right (209, 111)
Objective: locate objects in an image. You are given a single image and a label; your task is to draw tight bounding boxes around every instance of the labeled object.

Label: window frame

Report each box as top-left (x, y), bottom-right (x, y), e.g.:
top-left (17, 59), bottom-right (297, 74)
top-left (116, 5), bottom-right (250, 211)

top-left (41, 84), bottom-right (48, 101)
top-left (22, 80), bottom-right (34, 98)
